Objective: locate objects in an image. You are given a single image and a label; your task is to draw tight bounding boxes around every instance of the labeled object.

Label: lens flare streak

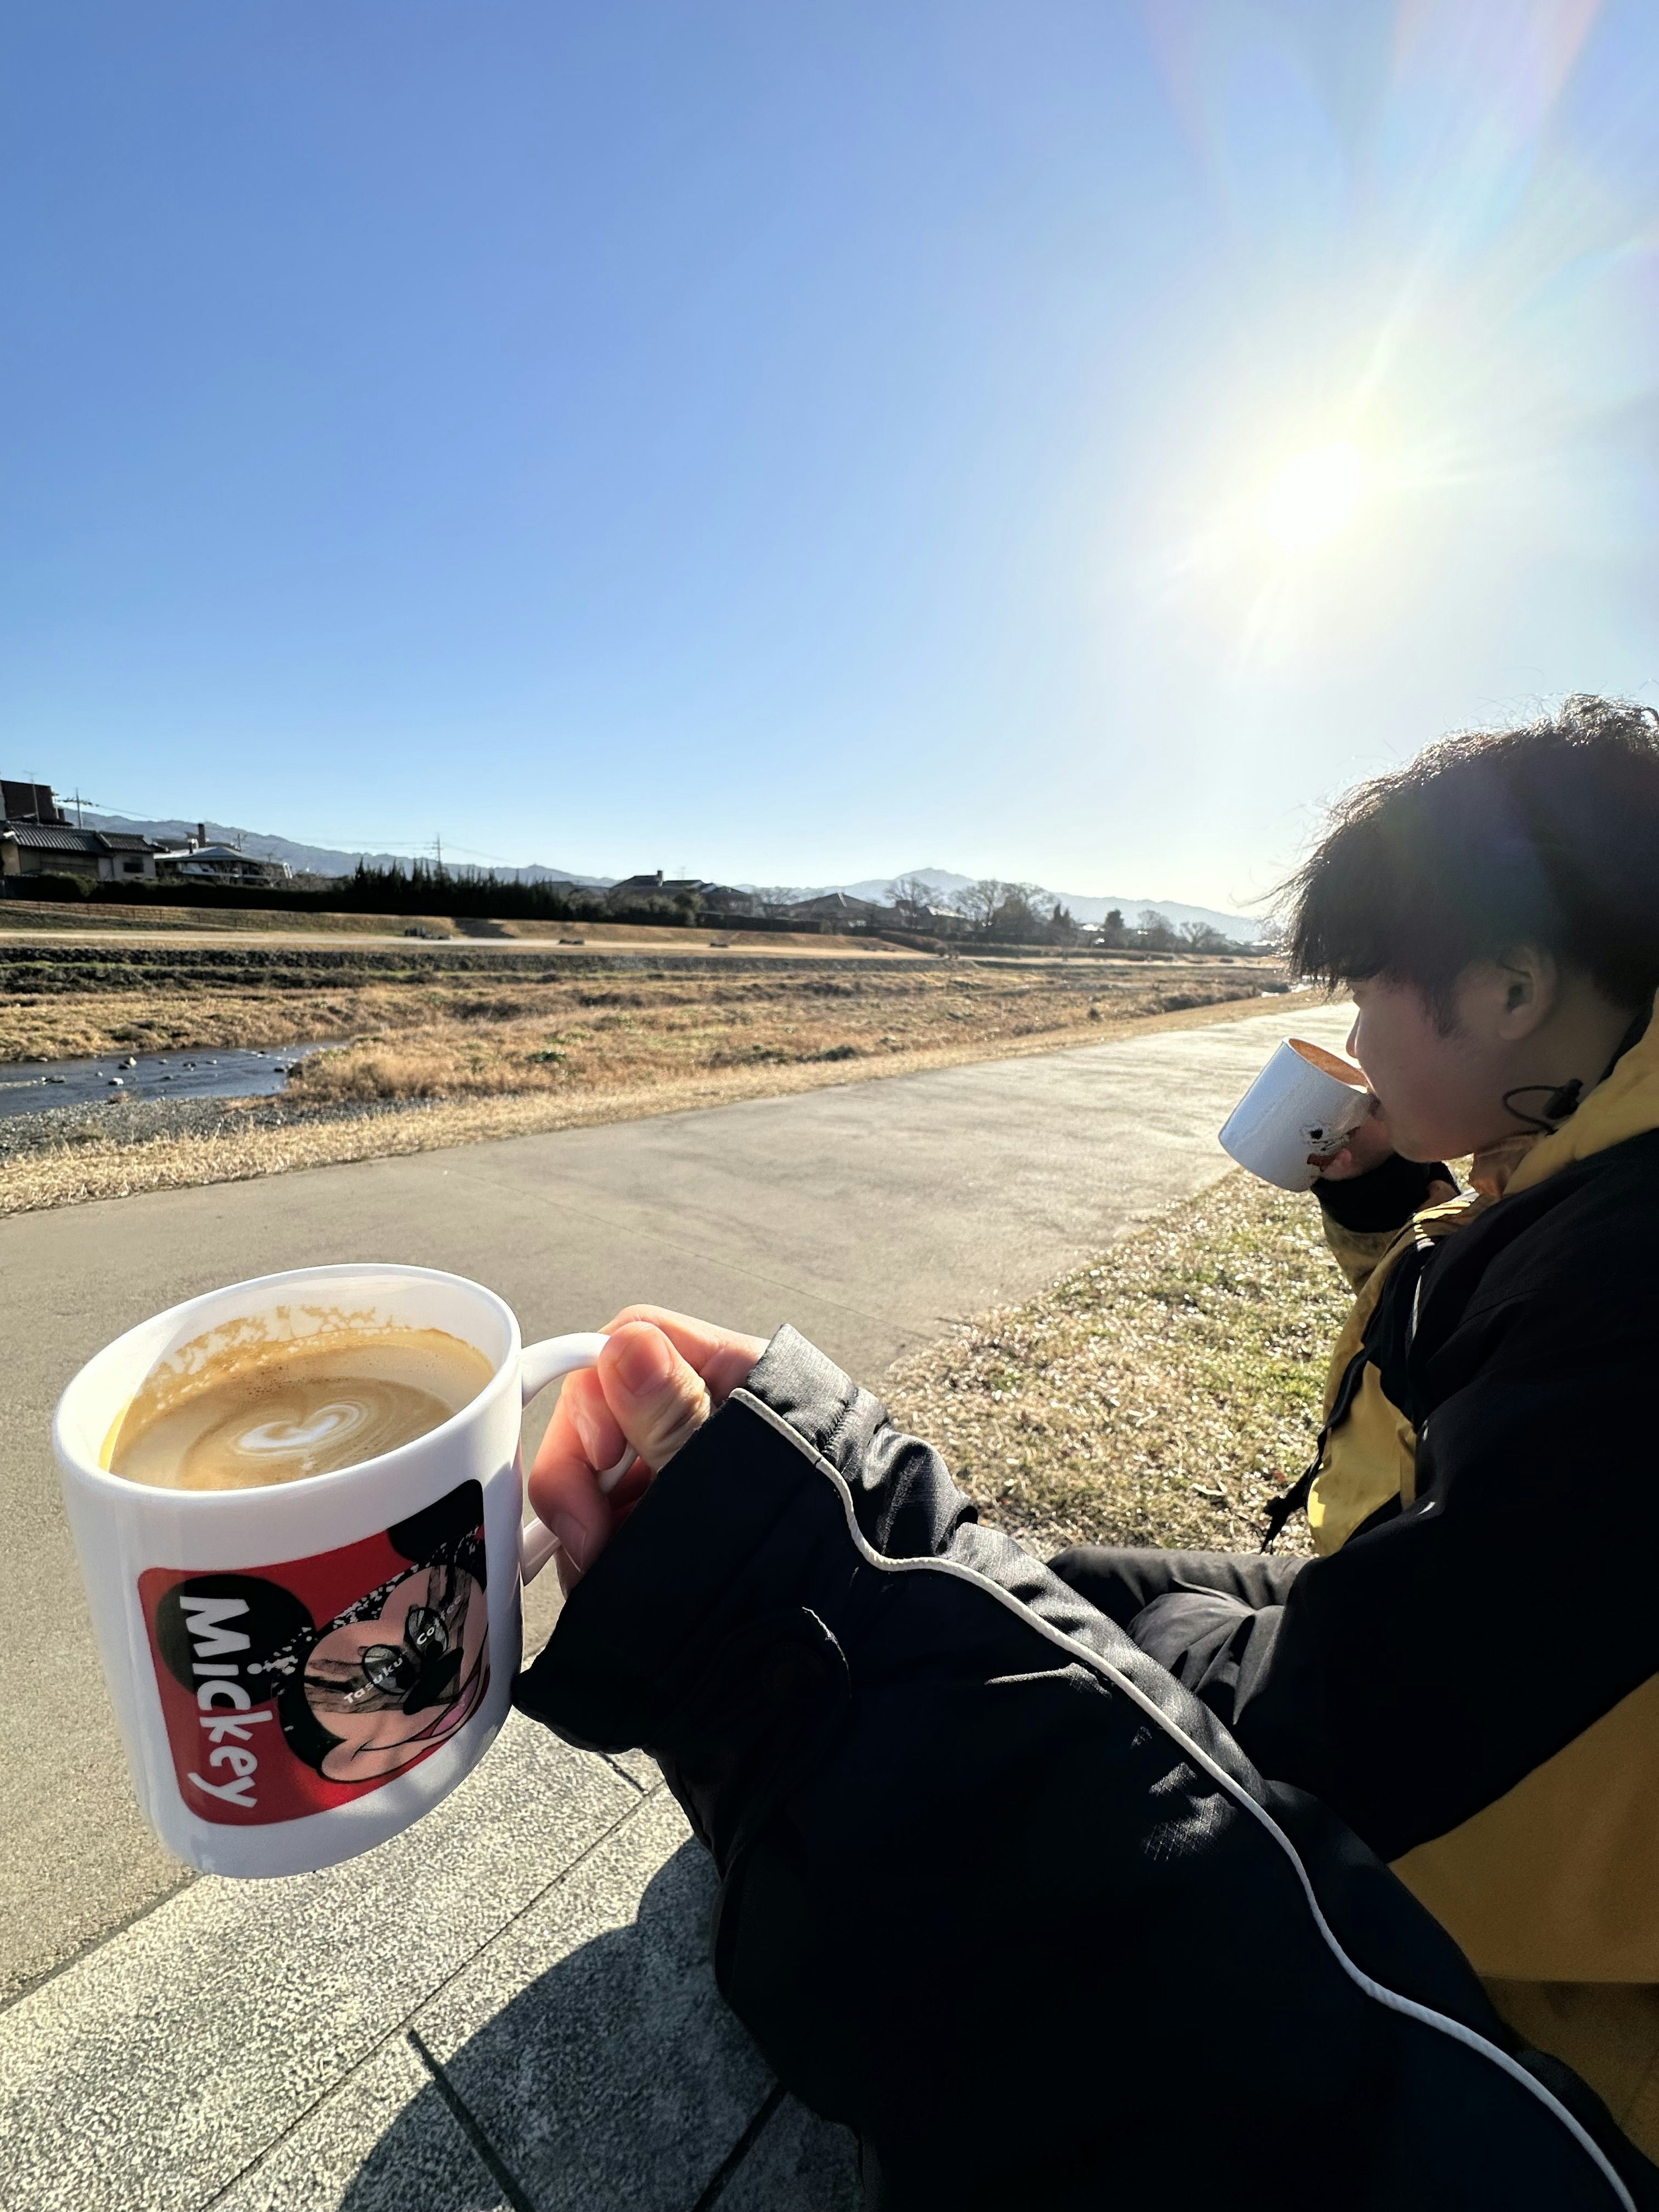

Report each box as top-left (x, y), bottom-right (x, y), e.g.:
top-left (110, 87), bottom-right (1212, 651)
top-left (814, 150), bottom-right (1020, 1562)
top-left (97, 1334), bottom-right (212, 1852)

top-left (1129, 0), bottom-right (1647, 677)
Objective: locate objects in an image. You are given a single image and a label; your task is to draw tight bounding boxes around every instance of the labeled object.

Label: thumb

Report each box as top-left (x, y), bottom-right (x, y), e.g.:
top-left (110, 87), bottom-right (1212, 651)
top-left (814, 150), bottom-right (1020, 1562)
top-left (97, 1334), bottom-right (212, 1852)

top-left (598, 1322), bottom-right (712, 1471)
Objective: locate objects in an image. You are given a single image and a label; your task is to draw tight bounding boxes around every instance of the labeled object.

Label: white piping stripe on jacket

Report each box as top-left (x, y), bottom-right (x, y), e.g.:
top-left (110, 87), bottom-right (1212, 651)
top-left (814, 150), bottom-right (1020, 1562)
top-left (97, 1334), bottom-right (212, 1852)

top-left (729, 1387), bottom-right (1637, 2212)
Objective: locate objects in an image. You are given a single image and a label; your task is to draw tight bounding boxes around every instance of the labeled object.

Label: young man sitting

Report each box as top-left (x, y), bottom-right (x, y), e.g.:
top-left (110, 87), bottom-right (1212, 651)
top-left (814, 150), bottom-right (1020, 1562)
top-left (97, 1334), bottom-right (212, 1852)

top-left (516, 697), bottom-right (1659, 2207)
top-left (1049, 694), bottom-right (1659, 2158)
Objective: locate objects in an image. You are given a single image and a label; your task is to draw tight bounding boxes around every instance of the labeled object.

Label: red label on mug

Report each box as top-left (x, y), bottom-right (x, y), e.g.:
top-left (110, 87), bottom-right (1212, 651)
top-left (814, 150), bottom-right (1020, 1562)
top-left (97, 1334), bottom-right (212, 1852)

top-left (139, 1480), bottom-right (491, 1825)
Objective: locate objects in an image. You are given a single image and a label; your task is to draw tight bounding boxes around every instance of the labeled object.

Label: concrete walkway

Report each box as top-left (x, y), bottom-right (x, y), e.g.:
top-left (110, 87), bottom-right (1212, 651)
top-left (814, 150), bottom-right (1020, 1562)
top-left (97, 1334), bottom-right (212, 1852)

top-left (0, 1003), bottom-right (1354, 2209)
top-left (0, 1724), bottom-right (858, 2212)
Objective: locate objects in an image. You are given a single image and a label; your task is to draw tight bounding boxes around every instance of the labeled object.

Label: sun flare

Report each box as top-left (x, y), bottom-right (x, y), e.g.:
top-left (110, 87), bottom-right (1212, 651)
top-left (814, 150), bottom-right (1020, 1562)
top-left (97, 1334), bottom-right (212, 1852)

top-left (1258, 442), bottom-right (1370, 553)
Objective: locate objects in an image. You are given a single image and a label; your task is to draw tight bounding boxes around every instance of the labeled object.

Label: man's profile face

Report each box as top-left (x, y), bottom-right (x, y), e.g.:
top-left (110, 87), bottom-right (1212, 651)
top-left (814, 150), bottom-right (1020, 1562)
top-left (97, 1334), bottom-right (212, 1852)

top-left (1346, 976), bottom-right (1502, 1163)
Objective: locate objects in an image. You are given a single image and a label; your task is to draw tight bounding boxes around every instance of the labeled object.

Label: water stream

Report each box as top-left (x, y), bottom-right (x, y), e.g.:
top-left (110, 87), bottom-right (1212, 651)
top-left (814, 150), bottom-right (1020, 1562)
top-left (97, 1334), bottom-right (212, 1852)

top-left (0, 1042), bottom-right (337, 1119)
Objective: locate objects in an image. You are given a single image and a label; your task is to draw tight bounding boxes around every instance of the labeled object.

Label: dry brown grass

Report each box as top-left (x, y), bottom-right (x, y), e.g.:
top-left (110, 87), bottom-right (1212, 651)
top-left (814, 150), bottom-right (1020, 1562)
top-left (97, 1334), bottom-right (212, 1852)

top-left (0, 959), bottom-right (1281, 1081)
top-left (0, 985), bottom-right (376, 1062)
top-left (0, 900), bottom-right (461, 937)
top-left (285, 966), bottom-right (1275, 1106)
top-left (0, 902), bottom-right (930, 953)
top-left (884, 1170), bottom-right (1348, 1559)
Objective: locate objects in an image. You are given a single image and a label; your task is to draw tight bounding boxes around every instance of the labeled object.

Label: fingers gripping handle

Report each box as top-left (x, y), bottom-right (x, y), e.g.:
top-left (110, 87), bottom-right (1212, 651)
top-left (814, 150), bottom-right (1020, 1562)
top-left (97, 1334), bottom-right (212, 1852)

top-left (521, 1338), bottom-right (638, 1493)
top-left (520, 1330), bottom-right (609, 1398)
top-left (517, 1333), bottom-right (637, 1586)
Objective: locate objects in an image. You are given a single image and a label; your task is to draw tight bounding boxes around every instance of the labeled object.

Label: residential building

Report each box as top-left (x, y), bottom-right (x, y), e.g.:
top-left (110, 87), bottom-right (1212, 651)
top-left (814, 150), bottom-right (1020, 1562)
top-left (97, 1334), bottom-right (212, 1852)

top-left (775, 890), bottom-right (892, 930)
top-left (152, 827), bottom-right (291, 889)
top-left (700, 885), bottom-right (772, 918)
top-left (601, 871), bottom-right (711, 911)
top-left (0, 782), bottom-right (158, 887)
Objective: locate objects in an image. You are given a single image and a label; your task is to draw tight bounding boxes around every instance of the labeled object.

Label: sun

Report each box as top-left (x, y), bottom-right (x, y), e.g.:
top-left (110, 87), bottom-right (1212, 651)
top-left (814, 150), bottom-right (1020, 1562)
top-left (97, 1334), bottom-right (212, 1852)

top-left (1258, 442), bottom-right (1370, 553)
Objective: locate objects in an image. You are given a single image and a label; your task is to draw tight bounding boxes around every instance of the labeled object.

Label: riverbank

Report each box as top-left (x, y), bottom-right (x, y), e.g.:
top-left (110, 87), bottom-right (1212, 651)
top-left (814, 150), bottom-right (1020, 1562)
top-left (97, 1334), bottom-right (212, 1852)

top-left (0, 940), bottom-right (1276, 1064)
top-left (0, 985), bottom-right (1315, 1214)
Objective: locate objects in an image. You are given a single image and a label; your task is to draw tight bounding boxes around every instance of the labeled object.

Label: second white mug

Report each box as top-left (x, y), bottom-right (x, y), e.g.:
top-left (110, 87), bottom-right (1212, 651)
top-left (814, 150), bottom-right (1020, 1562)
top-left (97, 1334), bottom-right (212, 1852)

top-left (1219, 1036), bottom-right (1372, 1191)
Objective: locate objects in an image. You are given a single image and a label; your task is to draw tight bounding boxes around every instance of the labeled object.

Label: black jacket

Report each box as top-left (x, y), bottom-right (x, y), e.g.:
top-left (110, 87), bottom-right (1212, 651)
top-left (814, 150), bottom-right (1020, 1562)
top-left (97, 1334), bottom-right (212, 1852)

top-left (516, 1328), bottom-right (1656, 2211)
top-left (1112, 1130), bottom-right (1659, 1930)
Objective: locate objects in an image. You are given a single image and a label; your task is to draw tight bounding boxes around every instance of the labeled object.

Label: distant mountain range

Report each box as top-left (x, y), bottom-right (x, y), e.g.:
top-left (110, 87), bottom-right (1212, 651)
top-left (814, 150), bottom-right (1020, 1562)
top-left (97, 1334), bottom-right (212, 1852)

top-left (82, 820), bottom-right (1265, 944)
top-left (81, 817), bottom-right (607, 888)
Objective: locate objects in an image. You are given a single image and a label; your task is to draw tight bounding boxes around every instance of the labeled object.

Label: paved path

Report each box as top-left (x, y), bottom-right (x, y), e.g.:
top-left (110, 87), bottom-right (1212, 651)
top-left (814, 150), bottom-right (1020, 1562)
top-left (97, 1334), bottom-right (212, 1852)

top-left (0, 1002), bottom-right (1354, 2210)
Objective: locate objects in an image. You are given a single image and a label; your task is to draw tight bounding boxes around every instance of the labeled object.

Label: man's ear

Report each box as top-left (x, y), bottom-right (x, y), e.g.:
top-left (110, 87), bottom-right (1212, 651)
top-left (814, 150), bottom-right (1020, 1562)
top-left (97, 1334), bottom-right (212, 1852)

top-left (1488, 947), bottom-right (1559, 1042)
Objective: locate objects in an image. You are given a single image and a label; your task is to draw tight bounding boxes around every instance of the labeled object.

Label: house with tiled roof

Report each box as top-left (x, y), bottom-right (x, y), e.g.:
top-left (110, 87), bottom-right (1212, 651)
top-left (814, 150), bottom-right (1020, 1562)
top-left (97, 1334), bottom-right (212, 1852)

top-left (0, 782), bottom-right (158, 887)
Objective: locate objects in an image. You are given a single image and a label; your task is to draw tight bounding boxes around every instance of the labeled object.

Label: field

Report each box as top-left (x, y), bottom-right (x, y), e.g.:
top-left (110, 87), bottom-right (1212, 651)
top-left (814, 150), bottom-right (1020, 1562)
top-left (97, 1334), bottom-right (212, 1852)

top-left (0, 938), bottom-right (1295, 1212)
top-left (284, 955), bottom-right (1280, 1106)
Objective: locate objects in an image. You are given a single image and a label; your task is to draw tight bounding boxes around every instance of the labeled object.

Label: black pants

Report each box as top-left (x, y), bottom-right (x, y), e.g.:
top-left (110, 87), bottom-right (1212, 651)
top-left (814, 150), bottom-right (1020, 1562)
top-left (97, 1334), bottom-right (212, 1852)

top-left (1046, 1546), bottom-right (1307, 1725)
top-left (1048, 1545), bottom-right (1306, 1629)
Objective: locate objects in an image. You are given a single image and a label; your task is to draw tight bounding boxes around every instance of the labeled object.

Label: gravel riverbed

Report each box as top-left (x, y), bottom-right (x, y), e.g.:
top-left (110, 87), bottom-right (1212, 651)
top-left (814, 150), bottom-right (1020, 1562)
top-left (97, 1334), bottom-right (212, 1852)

top-left (0, 1090), bottom-right (437, 1165)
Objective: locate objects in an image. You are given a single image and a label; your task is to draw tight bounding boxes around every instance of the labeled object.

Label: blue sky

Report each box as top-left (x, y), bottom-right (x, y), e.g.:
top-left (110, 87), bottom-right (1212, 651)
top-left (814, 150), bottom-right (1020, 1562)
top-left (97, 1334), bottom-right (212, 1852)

top-left (4, 1), bottom-right (1657, 908)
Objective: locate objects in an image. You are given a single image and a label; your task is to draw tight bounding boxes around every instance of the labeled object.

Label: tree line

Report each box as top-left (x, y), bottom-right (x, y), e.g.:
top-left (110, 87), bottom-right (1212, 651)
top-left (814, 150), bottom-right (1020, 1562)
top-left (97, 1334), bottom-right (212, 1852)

top-left (891, 876), bottom-right (1248, 953)
top-left (15, 861), bottom-right (725, 928)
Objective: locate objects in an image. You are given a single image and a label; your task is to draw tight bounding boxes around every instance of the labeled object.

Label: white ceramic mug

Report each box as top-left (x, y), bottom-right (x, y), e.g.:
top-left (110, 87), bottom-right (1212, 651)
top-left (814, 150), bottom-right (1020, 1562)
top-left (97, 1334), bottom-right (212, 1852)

top-left (1218, 1036), bottom-right (1373, 1191)
top-left (53, 1263), bottom-right (624, 1879)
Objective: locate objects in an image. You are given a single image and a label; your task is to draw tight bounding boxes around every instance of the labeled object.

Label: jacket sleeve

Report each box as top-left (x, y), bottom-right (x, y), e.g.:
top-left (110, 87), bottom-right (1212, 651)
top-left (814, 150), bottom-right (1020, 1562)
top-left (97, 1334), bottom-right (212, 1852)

top-left (1314, 1154), bottom-right (1452, 1290)
top-left (512, 1327), bottom-right (1652, 2212)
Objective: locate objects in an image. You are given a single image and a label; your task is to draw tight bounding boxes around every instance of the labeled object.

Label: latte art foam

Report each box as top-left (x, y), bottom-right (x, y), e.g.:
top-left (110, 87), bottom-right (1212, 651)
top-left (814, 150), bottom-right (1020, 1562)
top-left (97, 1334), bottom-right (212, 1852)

top-left (107, 1327), bottom-right (496, 1490)
top-left (163, 1376), bottom-right (458, 1487)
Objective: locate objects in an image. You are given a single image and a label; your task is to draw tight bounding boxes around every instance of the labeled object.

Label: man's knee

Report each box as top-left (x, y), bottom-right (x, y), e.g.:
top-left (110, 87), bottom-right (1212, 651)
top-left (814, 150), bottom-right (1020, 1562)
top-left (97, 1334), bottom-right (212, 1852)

top-left (1047, 1544), bottom-right (1159, 1627)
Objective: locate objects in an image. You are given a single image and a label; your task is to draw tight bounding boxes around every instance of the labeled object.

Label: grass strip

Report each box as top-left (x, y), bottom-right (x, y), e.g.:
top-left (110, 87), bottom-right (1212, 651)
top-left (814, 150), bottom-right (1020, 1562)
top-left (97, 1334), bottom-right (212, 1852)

top-left (884, 1169), bottom-right (1348, 1560)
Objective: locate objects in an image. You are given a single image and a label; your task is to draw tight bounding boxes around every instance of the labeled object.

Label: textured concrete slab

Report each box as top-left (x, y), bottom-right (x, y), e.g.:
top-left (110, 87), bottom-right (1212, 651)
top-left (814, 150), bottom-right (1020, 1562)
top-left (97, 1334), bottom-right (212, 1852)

top-left (601, 1748), bottom-right (661, 1792)
top-left (3, 1752), bottom-right (852, 2212)
top-left (214, 2037), bottom-right (514, 2212)
top-left (0, 1720), bottom-right (638, 2212)
top-left (410, 1795), bottom-right (774, 2212)
top-left (0, 1001), bottom-right (1355, 1996)
top-left (717, 2094), bottom-right (864, 2211)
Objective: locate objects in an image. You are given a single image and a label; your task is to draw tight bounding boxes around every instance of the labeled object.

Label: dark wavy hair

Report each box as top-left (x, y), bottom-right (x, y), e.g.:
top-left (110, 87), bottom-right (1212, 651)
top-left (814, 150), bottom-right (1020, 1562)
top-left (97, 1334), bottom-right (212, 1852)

top-left (1284, 696), bottom-right (1659, 1023)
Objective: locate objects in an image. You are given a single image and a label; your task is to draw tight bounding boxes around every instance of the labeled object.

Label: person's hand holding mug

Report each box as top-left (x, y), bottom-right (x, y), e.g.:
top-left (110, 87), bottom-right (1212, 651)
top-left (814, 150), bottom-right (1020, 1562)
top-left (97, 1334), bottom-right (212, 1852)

top-left (528, 1306), bottom-right (766, 1586)
top-left (1307, 1095), bottom-right (1396, 1180)
top-left (1309, 1097), bottom-right (1457, 1204)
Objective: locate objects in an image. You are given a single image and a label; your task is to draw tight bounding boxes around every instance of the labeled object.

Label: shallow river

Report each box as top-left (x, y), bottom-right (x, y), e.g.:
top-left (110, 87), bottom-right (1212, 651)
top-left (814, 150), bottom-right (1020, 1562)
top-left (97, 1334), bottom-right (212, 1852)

top-left (0, 1043), bottom-right (335, 1119)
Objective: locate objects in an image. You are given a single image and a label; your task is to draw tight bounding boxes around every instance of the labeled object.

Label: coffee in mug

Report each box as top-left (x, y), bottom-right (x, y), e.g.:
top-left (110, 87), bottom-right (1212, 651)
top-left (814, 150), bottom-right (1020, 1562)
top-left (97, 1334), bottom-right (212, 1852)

top-left (106, 1325), bottom-right (495, 1490)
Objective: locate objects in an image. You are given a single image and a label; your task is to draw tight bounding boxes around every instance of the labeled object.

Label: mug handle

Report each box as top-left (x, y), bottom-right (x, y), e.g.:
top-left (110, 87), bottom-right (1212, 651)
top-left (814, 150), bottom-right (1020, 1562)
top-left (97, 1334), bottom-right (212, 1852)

top-left (517, 1333), bottom-right (637, 1585)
